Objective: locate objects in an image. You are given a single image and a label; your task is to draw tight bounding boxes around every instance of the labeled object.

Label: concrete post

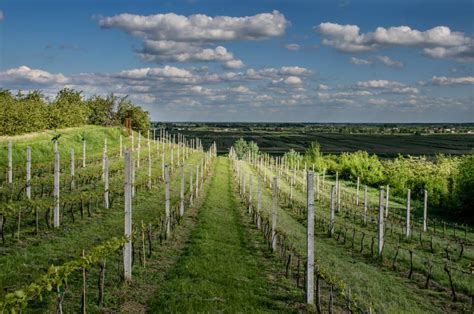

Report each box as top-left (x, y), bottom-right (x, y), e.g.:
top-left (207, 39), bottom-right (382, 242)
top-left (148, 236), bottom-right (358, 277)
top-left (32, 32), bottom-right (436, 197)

top-left (26, 147), bottom-right (31, 199)
top-left (385, 185), bottom-right (390, 218)
top-left (7, 141), bottom-right (12, 184)
top-left (406, 189), bottom-right (411, 238)
top-left (124, 150), bottom-right (132, 281)
top-left (330, 185), bottom-right (335, 236)
top-left (378, 187), bottom-right (385, 256)
top-left (180, 163), bottom-right (184, 216)
top-left (364, 185), bottom-right (368, 225)
top-left (53, 151), bottom-right (60, 228)
top-left (82, 140), bottom-right (86, 168)
top-left (70, 148), bottom-right (75, 190)
top-left (272, 177), bottom-right (278, 252)
top-left (189, 165), bottom-right (194, 205)
top-left (356, 177), bottom-right (360, 206)
top-left (306, 171), bottom-right (315, 305)
top-left (165, 164), bottom-right (171, 238)
top-left (257, 177), bottom-right (262, 229)
top-left (104, 156), bottom-right (109, 209)
top-left (423, 190), bottom-right (428, 232)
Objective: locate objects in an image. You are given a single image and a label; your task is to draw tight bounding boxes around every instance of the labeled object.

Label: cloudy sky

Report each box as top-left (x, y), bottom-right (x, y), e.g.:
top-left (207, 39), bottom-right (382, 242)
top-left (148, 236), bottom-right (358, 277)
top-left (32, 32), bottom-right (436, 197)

top-left (0, 0), bottom-right (473, 122)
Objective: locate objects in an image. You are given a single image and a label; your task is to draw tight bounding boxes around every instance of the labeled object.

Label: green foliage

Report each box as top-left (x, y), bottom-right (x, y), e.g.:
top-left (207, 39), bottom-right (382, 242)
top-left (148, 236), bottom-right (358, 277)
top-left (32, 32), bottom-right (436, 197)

top-left (339, 151), bottom-right (384, 186)
top-left (455, 153), bottom-right (474, 221)
top-left (283, 149), bottom-right (302, 168)
top-left (303, 141), bottom-right (325, 172)
top-left (0, 89), bottom-right (151, 136)
top-left (232, 138), bottom-right (259, 159)
top-left (115, 97), bottom-right (151, 134)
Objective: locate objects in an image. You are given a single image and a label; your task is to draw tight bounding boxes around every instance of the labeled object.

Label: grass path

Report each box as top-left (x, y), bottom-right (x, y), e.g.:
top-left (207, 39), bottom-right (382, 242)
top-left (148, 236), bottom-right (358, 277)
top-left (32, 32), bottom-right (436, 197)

top-left (149, 157), bottom-right (299, 312)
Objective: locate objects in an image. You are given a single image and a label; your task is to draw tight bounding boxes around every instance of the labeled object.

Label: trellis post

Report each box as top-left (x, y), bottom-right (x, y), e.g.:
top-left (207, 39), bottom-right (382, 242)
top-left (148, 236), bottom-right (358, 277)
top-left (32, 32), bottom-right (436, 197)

top-left (26, 147), bottom-right (31, 199)
top-left (53, 151), bottom-right (60, 228)
top-left (423, 190), bottom-right (428, 232)
top-left (180, 163), bottom-right (184, 216)
top-left (272, 177), bottom-right (278, 252)
top-left (378, 187), bottom-right (385, 256)
top-left (124, 150), bottom-right (132, 281)
top-left (306, 171), bottom-right (315, 305)
top-left (165, 164), bottom-right (171, 238)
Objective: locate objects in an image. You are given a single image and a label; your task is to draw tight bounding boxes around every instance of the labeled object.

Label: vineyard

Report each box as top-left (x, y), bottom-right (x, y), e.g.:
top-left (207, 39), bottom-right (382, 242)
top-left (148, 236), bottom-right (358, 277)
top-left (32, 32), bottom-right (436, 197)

top-left (0, 126), bottom-right (472, 313)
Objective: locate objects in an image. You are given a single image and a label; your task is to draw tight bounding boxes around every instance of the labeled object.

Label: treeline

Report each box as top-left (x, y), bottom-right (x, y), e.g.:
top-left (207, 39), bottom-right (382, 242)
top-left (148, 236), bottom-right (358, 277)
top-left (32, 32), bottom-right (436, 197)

top-left (0, 88), bottom-right (151, 135)
top-left (233, 138), bottom-right (473, 222)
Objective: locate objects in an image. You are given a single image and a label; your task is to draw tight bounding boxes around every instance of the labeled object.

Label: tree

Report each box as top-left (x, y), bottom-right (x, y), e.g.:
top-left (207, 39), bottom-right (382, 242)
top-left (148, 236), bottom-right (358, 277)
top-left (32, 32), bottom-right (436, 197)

top-left (115, 97), bottom-right (151, 134)
top-left (455, 153), bottom-right (474, 221)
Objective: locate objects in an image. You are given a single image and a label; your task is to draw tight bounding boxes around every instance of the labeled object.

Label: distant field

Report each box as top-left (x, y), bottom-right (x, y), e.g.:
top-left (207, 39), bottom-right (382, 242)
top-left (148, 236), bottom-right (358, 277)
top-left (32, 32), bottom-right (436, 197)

top-left (174, 130), bottom-right (474, 156)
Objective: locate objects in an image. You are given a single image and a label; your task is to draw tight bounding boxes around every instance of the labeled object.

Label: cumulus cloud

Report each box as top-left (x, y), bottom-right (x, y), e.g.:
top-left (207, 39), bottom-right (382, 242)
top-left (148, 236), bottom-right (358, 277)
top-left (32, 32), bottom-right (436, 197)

top-left (350, 57), bottom-right (371, 65)
top-left (318, 84), bottom-right (330, 90)
top-left (98, 11), bottom-right (288, 66)
top-left (376, 55), bottom-right (404, 68)
top-left (285, 43), bottom-right (300, 51)
top-left (356, 80), bottom-right (418, 94)
top-left (431, 76), bottom-right (474, 85)
top-left (284, 76), bottom-right (302, 85)
top-left (0, 66), bottom-right (68, 85)
top-left (315, 22), bottom-right (474, 61)
top-left (223, 59), bottom-right (244, 69)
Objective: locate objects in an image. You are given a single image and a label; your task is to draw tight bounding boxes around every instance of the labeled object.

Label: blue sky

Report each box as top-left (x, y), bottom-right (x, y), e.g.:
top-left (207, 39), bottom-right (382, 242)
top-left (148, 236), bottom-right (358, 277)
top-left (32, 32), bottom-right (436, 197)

top-left (0, 0), bottom-right (473, 122)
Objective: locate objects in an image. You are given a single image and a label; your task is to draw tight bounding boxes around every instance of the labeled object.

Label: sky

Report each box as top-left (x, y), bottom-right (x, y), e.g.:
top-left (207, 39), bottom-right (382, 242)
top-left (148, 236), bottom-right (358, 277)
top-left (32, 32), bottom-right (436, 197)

top-left (0, 0), bottom-right (473, 122)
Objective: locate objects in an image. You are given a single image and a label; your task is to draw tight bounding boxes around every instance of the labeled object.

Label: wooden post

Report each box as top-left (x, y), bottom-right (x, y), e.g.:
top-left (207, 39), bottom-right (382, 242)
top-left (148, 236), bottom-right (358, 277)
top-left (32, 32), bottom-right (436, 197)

top-left (124, 150), bottom-right (132, 281)
top-left (356, 177), bottom-right (360, 206)
top-left (423, 190), bottom-right (428, 232)
top-left (26, 147), bottom-right (31, 199)
top-left (165, 164), bottom-right (171, 238)
top-left (272, 177), bottom-right (278, 252)
top-left (53, 151), bottom-right (60, 228)
top-left (364, 185), bottom-right (368, 225)
top-left (180, 163), bottom-right (184, 216)
top-left (406, 189), bottom-right (411, 238)
top-left (330, 185), bottom-right (335, 236)
top-left (306, 171), bottom-right (315, 305)
top-left (70, 148), bottom-right (75, 190)
top-left (7, 141), bottom-right (12, 184)
top-left (378, 187), bottom-right (385, 256)
top-left (104, 156), bottom-right (109, 209)
top-left (385, 185), bottom-right (390, 218)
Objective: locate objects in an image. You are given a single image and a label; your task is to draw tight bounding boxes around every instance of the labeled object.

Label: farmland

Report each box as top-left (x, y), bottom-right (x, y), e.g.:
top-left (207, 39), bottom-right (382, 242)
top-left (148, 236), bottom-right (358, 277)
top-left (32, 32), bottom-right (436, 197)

top-left (160, 123), bottom-right (474, 157)
top-left (0, 125), bottom-right (472, 313)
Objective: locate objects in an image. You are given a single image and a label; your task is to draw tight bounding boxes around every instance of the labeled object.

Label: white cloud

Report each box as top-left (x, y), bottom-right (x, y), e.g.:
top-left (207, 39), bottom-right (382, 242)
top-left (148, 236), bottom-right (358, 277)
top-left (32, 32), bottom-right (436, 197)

top-left (368, 98), bottom-right (388, 105)
top-left (279, 66), bottom-right (312, 76)
top-left (315, 22), bottom-right (474, 61)
top-left (376, 55), bottom-right (404, 68)
top-left (350, 57), bottom-right (371, 65)
top-left (223, 59), bottom-right (244, 69)
top-left (356, 80), bottom-right (418, 94)
top-left (285, 43), bottom-right (300, 51)
top-left (284, 76), bottom-right (302, 85)
top-left (229, 85), bottom-right (252, 94)
top-left (318, 84), bottom-right (330, 90)
top-left (0, 66), bottom-right (68, 85)
top-left (117, 65), bottom-right (193, 79)
top-left (0, 10), bottom-right (4, 21)
top-left (98, 11), bottom-right (288, 66)
top-left (432, 76), bottom-right (474, 85)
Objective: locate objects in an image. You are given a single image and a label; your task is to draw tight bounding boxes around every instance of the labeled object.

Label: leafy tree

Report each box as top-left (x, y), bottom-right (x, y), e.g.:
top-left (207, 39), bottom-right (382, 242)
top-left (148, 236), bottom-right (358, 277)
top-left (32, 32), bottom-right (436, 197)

top-left (455, 153), bottom-right (474, 221)
top-left (115, 97), bottom-right (150, 134)
top-left (303, 141), bottom-right (325, 172)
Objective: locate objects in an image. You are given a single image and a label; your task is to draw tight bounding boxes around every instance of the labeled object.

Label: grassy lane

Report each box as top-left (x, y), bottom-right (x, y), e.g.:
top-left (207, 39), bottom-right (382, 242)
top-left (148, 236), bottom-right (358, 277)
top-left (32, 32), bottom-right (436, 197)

top-left (150, 157), bottom-right (299, 312)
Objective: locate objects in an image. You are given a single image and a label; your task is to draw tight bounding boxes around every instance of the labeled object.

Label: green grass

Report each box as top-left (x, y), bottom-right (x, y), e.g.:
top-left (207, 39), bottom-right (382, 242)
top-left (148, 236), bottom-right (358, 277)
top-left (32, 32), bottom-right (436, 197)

top-left (238, 160), bottom-right (465, 313)
top-left (149, 157), bottom-right (300, 312)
